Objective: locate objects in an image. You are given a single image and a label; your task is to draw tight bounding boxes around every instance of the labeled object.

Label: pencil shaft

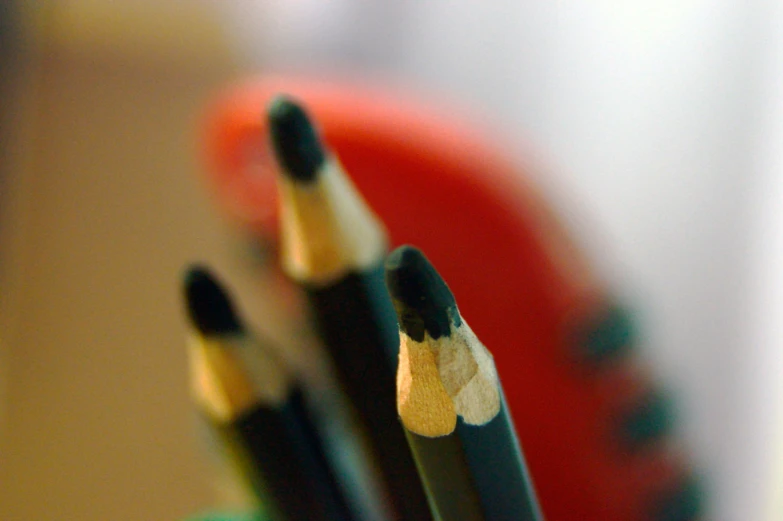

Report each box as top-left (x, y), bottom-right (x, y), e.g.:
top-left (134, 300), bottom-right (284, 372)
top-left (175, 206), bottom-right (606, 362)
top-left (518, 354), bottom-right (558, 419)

top-left (405, 397), bottom-right (542, 521)
top-left (306, 264), bottom-right (432, 521)
top-left (232, 387), bottom-right (356, 521)
top-left (405, 431), bottom-right (486, 521)
top-left (457, 394), bottom-right (543, 521)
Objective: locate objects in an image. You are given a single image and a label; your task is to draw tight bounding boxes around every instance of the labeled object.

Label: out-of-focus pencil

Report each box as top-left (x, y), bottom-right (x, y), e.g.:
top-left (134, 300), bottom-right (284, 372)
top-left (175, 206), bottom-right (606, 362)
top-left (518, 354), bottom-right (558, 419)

top-left (183, 265), bottom-right (357, 521)
top-left (267, 96), bottom-right (432, 521)
top-left (385, 245), bottom-right (544, 521)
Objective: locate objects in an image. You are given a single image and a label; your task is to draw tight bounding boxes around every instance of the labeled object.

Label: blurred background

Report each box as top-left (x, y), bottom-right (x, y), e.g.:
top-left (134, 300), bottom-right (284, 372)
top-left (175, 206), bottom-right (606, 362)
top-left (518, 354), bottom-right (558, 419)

top-left (1, 1), bottom-right (783, 520)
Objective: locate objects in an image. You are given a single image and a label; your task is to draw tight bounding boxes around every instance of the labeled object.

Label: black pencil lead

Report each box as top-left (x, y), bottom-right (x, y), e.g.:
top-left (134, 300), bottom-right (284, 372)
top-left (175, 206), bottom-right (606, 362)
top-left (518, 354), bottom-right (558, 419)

top-left (268, 95), bottom-right (326, 183)
top-left (385, 245), bottom-right (461, 342)
top-left (183, 265), bottom-right (242, 336)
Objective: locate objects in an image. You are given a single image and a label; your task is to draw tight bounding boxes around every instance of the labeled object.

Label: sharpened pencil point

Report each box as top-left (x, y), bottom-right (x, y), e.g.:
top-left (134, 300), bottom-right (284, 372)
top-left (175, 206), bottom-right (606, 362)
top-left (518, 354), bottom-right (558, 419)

top-left (183, 265), bottom-right (242, 336)
top-left (385, 245), bottom-right (460, 342)
top-left (268, 95), bottom-right (325, 182)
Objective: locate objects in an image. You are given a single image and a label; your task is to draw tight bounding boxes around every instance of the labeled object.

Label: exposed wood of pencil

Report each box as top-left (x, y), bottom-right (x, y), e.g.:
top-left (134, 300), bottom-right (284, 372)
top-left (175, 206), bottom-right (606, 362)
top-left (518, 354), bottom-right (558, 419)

top-left (184, 266), bottom-right (356, 521)
top-left (386, 245), bottom-right (544, 521)
top-left (269, 96), bottom-right (432, 521)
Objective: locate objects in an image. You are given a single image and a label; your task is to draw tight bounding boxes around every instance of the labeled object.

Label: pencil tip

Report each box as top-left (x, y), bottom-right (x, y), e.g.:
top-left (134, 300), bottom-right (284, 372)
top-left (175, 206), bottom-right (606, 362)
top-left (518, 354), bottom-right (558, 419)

top-left (267, 95), bottom-right (325, 182)
top-left (385, 245), bottom-right (460, 342)
top-left (183, 265), bottom-right (243, 336)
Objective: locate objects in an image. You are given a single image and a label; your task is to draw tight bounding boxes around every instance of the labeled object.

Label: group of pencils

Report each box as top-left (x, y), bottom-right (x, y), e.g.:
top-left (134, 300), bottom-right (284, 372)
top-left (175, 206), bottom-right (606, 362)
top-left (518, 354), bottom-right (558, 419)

top-left (182, 96), bottom-right (543, 521)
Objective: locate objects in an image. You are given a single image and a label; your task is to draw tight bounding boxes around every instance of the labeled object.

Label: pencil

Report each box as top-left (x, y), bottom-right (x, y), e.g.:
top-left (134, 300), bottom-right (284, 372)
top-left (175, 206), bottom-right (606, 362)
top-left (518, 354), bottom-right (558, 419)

top-left (268, 96), bottom-right (432, 521)
top-left (183, 265), bottom-right (357, 521)
top-left (385, 245), bottom-right (544, 521)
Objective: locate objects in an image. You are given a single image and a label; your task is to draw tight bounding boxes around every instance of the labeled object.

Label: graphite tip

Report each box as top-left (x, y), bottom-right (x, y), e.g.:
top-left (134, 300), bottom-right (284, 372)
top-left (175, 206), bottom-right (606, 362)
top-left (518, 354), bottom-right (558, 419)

top-left (267, 95), bottom-right (326, 183)
top-left (183, 265), bottom-right (242, 336)
top-left (384, 245), bottom-right (460, 341)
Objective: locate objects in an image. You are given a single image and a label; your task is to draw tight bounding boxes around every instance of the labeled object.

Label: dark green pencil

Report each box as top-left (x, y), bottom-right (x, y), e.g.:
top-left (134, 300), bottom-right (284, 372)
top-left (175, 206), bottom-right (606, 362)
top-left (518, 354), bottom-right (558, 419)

top-left (385, 245), bottom-right (544, 521)
top-left (183, 265), bottom-right (357, 521)
top-left (268, 96), bottom-right (432, 521)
